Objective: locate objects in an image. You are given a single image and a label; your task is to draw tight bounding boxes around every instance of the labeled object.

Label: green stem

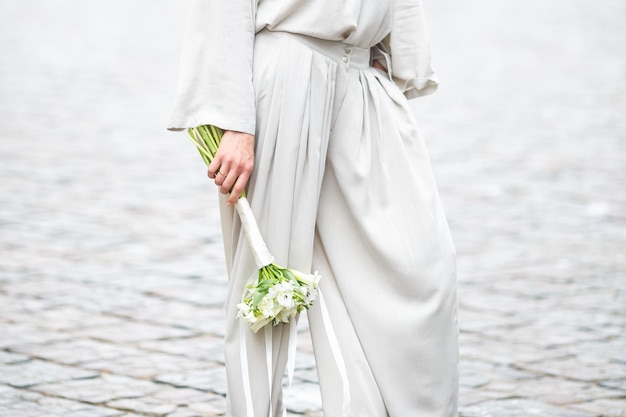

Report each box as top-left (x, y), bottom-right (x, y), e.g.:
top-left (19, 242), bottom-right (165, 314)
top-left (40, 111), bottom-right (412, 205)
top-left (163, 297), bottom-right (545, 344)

top-left (187, 125), bottom-right (247, 199)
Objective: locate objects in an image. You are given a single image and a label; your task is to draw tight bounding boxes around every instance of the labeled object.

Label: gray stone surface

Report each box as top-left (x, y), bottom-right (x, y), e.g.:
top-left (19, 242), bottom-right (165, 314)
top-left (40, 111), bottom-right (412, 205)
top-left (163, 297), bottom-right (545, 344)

top-left (460, 399), bottom-right (598, 417)
top-left (155, 367), bottom-right (228, 395)
top-left (31, 375), bottom-right (163, 405)
top-left (0, 361), bottom-right (98, 388)
top-left (1, 0), bottom-right (625, 416)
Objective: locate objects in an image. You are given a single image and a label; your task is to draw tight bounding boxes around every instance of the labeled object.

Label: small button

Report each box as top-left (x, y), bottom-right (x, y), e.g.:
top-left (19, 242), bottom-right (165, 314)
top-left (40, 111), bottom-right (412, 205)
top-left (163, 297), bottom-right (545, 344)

top-left (345, 47), bottom-right (352, 54)
top-left (342, 56), bottom-right (348, 63)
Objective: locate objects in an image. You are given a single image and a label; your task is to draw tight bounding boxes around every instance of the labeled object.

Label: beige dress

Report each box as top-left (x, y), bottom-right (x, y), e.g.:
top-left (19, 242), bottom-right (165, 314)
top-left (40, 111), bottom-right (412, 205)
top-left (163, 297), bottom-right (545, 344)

top-left (169, 1), bottom-right (458, 416)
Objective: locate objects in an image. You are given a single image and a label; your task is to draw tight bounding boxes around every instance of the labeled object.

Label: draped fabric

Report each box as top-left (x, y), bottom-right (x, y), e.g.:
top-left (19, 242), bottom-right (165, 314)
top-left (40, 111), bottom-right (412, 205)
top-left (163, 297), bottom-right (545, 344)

top-left (168, 0), bottom-right (439, 135)
top-left (168, 2), bottom-right (458, 416)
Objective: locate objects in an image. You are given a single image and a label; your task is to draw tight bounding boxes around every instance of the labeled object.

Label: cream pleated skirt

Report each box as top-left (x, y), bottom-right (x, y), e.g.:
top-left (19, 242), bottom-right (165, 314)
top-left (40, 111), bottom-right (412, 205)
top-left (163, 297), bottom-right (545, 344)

top-left (218, 30), bottom-right (458, 417)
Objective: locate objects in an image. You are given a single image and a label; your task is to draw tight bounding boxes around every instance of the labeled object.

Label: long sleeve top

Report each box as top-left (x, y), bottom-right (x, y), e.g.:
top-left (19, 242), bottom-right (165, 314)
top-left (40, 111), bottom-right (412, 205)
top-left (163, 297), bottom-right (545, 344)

top-left (167, 0), bottom-right (438, 135)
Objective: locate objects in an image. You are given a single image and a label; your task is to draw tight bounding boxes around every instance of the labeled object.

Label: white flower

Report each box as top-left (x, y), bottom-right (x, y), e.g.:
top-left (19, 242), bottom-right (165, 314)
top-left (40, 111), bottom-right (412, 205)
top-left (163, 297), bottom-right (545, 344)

top-left (276, 292), bottom-right (295, 309)
top-left (269, 281), bottom-right (294, 297)
top-left (236, 302), bottom-right (251, 319)
top-left (258, 294), bottom-right (281, 318)
top-left (276, 305), bottom-right (298, 324)
top-left (293, 270), bottom-right (321, 288)
top-left (303, 286), bottom-right (318, 305)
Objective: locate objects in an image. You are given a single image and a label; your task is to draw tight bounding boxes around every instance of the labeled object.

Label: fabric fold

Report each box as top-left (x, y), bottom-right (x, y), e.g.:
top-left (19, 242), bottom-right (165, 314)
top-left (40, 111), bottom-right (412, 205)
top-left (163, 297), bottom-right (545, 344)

top-left (167, 0), bottom-right (256, 134)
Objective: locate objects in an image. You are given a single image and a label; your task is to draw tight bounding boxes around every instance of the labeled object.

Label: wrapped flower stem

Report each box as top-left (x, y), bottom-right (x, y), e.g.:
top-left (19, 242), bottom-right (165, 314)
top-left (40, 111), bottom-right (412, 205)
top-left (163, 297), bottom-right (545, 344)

top-left (187, 125), bottom-right (320, 332)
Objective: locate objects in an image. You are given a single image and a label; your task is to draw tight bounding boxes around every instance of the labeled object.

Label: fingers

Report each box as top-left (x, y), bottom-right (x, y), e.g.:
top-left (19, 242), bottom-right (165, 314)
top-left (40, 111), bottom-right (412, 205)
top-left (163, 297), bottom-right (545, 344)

top-left (211, 168), bottom-right (227, 186)
top-left (207, 158), bottom-right (221, 179)
top-left (205, 130), bottom-right (255, 206)
top-left (218, 169), bottom-right (236, 194)
top-left (227, 169), bottom-right (251, 206)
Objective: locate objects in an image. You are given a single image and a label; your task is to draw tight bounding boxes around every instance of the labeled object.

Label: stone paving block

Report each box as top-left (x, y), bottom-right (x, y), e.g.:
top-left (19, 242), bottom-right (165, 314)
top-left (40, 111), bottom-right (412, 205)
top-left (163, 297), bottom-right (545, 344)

top-left (485, 275), bottom-right (586, 299)
top-left (132, 256), bottom-right (227, 285)
top-left (294, 369), bottom-right (319, 384)
top-left (459, 288), bottom-right (555, 316)
top-left (528, 308), bottom-right (623, 332)
top-left (486, 376), bottom-right (623, 406)
top-left (9, 339), bottom-right (142, 365)
top-left (460, 360), bottom-right (539, 388)
top-left (83, 352), bottom-right (212, 379)
top-left (86, 272), bottom-right (228, 306)
top-left (562, 291), bottom-right (625, 314)
top-left (48, 286), bottom-right (172, 316)
top-left (139, 335), bottom-right (225, 363)
top-left (186, 396), bottom-right (227, 415)
top-left (460, 399), bottom-right (598, 417)
top-left (154, 366), bottom-right (226, 395)
top-left (283, 382), bottom-right (322, 414)
top-left (519, 355), bottom-right (626, 383)
top-left (0, 350), bottom-right (29, 364)
top-left (479, 322), bottom-right (608, 348)
top-left (142, 279), bottom-right (229, 308)
top-left (159, 388), bottom-right (215, 401)
top-left (600, 379), bottom-right (626, 393)
top-left (36, 395), bottom-right (125, 417)
top-left (31, 374), bottom-right (163, 404)
top-left (0, 385), bottom-right (123, 417)
top-left (10, 305), bottom-right (127, 332)
top-left (155, 366), bottom-right (227, 394)
top-left (459, 308), bottom-right (531, 333)
top-left (0, 384), bottom-right (37, 406)
top-left (459, 334), bottom-right (570, 365)
top-left (570, 398), bottom-right (626, 417)
top-left (458, 386), bottom-right (512, 407)
top-left (563, 339), bottom-right (626, 366)
top-left (301, 411), bottom-right (324, 417)
top-left (0, 294), bottom-right (58, 316)
top-left (106, 396), bottom-right (178, 415)
top-left (0, 323), bottom-right (71, 349)
top-left (1, 278), bottom-right (86, 299)
top-left (114, 301), bottom-right (226, 336)
top-left (165, 410), bottom-right (205, 417)
top-left (0, 360), bottom-right (98, 388)
top-left (77, 321), bottom-right (198, 343)
top-left (460, 373), bottom-right (490, 390)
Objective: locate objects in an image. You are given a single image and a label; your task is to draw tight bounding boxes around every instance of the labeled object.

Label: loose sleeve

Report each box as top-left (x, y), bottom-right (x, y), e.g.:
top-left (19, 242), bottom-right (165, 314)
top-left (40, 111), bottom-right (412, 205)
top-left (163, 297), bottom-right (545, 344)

top-left (167, 0), bottom-right (256, 134)
top-left (376, 0), bottom-right (439, 99)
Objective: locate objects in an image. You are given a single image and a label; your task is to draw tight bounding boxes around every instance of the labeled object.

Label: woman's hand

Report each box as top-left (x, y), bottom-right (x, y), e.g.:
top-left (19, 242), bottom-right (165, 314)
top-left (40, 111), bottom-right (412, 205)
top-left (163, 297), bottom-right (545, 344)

top-left (207, 130), bottom-right (255, 207)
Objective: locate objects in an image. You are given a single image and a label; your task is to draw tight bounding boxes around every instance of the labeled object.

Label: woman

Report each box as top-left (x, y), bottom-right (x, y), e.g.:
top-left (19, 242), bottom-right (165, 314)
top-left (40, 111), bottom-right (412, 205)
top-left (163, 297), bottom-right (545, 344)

top-left (168, 1), bottom-right (458, 416)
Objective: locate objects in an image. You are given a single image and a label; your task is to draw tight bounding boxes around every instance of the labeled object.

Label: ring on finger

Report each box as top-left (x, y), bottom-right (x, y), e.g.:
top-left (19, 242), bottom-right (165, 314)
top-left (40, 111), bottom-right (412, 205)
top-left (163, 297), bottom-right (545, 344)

top-left (217, 171), bottom-right (227, 177)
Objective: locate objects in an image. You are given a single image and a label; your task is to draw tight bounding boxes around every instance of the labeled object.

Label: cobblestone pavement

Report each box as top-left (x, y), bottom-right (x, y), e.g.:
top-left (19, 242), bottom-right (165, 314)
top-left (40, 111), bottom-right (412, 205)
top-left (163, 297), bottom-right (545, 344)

top-left (0, 0), bottom-right (624, 416)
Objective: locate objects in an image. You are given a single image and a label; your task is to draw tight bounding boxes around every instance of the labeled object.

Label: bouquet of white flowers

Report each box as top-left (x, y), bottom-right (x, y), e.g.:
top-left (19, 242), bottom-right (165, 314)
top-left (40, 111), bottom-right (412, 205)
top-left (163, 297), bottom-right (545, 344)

top-left (187, 125), bottom-right (320, 332)
top-left (237, 265), bottom-right (320, 333)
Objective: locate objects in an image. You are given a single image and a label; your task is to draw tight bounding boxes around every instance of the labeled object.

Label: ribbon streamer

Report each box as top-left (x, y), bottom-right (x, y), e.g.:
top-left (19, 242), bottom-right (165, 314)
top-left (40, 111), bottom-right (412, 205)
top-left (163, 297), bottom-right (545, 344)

top-left (240, 323), bottom-right (255, 417)
top-left (239, 291), bottom-right (351, 417)
top-left (318, 287), bottom-right (351, 416)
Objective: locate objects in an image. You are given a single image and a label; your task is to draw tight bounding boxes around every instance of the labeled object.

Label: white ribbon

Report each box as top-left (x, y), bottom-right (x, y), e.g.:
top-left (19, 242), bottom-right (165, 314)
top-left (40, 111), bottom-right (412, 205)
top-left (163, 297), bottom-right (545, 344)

top-left (240, 320), bottom-right (297, 417)
top-left (236, 197), bottom-right (275, 268)
top-left (240, 295), bottom-right (350, 417)
top-left (240, 322), bottom-right (255, 417)
top-left (265, 326), bottom-right (274, 417)
top-left (282, 316), bottom-right (298, 416)
top-left (318, 288), bottom-right (351, 416)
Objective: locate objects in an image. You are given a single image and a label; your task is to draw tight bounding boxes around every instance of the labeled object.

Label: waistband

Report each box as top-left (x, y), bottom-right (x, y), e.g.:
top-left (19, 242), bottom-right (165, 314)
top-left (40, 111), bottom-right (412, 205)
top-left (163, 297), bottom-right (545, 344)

top-left (257, 30), bottom-right (371, 69)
